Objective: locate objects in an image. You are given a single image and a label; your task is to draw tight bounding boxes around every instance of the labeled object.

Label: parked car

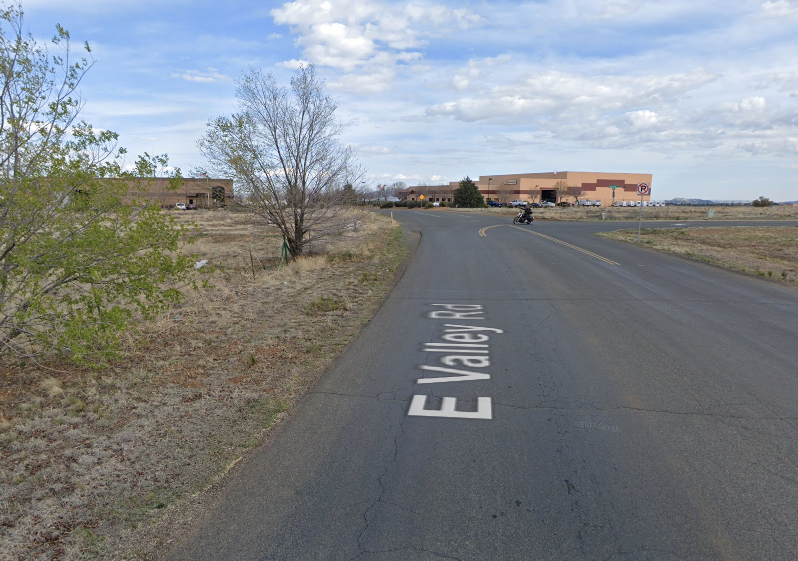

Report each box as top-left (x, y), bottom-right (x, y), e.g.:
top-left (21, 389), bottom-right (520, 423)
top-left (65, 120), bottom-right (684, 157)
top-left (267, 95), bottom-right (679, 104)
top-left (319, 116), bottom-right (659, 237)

top-left (541, 201), bottom-right (555, 207)
top-left (530, 202), bottom-right (542, 208)
top-left (175, 203), bottom-right (186, 210)
top-left (432, 201), bottom-right (440, 207)
top-left (186, 203), bottom-right (196, 210)
top-left (509, 200), bottom-right (527, 207)
top-left (487, 201), bottom-right (503, 207)
top-left (557, 201), bottom-right (571, 207)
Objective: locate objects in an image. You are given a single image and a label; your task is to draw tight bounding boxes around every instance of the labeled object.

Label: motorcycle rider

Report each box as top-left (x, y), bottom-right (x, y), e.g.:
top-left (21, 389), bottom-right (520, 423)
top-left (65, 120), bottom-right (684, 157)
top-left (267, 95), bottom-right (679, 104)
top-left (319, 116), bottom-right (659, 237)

top-left (522, 204), bottom-right (534, 223)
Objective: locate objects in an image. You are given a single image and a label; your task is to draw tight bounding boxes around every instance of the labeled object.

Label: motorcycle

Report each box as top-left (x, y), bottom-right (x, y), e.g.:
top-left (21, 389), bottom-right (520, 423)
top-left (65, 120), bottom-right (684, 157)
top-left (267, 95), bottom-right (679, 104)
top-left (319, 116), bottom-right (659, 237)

top-left (513, 209), bottom-right (534, 224)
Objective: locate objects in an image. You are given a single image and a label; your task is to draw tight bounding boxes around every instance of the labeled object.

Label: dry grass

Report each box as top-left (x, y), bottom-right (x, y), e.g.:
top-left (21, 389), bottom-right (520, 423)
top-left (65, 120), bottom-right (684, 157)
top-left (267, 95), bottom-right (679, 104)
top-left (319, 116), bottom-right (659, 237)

top-left (599, 226), bottom-right (798, 287)
top-left (0, 208), bottom-right (410, 560)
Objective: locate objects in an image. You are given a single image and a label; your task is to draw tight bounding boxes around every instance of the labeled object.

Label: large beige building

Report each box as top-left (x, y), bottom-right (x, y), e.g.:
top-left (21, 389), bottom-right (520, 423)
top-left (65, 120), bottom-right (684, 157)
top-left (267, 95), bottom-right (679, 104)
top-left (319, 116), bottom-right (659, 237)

top-left (399, 171), bottom-right (653, 206)
top-left (139, 177), bottom-right (234, 208)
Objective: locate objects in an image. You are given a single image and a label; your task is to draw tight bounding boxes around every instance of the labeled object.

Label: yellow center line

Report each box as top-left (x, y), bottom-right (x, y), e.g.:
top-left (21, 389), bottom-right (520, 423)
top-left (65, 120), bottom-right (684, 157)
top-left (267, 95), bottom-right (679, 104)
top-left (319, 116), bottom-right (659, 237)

top-left (510, 225), bottom-right (620, 265)
top-left (478, 225), bottom-right (505, 237)
top-left (479, 224), bottom-right (619, 265)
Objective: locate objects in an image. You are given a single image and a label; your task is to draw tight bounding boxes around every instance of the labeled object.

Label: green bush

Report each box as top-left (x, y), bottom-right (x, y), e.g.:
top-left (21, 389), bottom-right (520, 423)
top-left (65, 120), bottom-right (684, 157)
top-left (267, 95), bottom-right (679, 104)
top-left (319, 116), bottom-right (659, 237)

top-left (439, 201), bottom-right (448, 207)
top-left (380, 201), bottom-right (394, 208)
top-left (407, 200), bottom-right (418, 209)
top-left (423, 201), bottom-right (433, 208)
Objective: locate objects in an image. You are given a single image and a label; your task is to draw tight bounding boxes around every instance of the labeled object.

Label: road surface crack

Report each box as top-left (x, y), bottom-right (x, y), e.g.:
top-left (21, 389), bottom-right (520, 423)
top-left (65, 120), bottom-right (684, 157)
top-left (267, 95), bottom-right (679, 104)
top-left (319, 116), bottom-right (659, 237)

top-left (350, 410), bottom-right (407, 560)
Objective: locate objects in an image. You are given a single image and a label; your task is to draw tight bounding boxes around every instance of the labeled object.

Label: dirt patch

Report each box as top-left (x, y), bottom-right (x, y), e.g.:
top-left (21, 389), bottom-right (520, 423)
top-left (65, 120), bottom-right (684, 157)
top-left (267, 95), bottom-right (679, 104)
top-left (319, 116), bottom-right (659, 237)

top-left (0, 209), bottom-right (412, 560)
top-left (599, 226), bottom-right (798, 287)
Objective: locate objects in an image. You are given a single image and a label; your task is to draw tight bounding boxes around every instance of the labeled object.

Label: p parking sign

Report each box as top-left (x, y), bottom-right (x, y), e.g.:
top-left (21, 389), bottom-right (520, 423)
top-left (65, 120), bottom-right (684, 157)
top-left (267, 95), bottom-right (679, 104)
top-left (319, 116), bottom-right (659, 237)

top-left (637, 183), bottom-right (651, 196)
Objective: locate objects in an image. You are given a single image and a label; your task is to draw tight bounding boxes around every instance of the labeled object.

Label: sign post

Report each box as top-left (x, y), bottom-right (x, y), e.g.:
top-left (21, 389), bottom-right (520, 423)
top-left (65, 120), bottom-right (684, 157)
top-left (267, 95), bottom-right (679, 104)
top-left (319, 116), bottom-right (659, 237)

top-left (609, 185), bottom-right (618, 219)
top-left (636, 183), bottom-right (651, 242)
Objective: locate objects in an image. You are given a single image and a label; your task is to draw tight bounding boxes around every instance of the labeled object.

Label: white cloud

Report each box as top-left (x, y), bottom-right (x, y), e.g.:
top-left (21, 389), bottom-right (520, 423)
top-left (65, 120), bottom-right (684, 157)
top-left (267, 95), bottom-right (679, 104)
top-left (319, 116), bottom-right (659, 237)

top-left (450, 54), bottom-right (512, 90)
top-left (761, 0), bottom-right (798, 18)
top-left (427, 69), bottom-right (719, 124)
top-left (588, 0), bottom-right (642, 20)
top-left (353, 143), bottom-right (389, 153)
top-left (271, 0), bottom-right (482, 89)
top-left (277, 58), bottom-right (311, 69)
top-left (173, 68), bottom-right (229, 83)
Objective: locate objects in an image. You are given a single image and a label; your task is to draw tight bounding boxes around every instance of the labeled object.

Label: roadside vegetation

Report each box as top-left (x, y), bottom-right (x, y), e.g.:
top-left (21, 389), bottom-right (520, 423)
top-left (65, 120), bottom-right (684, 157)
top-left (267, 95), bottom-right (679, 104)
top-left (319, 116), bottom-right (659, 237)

top-left (0, 6), bottom-right (189, 365)
top-left (599, 226), bottom-right (798, 287)
top-left (0, 209), bottom-right (411, 559)
top-left (0, 6), bottom-right (411, 559)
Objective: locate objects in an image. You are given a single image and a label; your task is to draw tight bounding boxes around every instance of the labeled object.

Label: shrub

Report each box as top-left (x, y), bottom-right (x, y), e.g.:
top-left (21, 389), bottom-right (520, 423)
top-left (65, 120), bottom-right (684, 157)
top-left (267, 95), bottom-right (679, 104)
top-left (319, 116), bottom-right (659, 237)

top-left (407, 200), bottom-right (418, 209)
top-left (380, 201), bottom-right (394, 208)
top-left (423, 201), bottom-right (433, 208)
top-left (439, 201), bottom-right (448, 207)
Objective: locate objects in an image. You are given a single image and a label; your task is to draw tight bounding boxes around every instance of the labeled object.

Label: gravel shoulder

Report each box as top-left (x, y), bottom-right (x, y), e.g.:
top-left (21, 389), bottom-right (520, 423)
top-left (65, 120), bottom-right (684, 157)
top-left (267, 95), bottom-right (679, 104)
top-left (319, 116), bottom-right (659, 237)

top-left (0, 209), bottom-right (415, 560)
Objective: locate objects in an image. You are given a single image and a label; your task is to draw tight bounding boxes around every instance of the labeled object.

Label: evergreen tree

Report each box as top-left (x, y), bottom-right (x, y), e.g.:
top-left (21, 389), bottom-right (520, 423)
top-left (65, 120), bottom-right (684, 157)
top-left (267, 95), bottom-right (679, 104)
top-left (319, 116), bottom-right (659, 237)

top-left (453, 176), bottom-right (484, 208)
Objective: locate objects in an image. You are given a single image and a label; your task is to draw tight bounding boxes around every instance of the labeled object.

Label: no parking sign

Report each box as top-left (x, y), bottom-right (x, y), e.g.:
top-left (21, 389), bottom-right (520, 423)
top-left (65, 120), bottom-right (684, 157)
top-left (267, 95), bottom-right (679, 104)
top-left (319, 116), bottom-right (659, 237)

top-left (637, 182), bottom-right (651, 196)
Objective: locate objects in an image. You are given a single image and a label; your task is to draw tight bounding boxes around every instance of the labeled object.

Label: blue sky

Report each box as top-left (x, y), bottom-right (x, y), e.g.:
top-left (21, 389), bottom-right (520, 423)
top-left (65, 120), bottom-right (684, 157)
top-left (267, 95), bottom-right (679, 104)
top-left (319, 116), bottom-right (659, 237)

top-left (18, 0), bottom-right (798, 200)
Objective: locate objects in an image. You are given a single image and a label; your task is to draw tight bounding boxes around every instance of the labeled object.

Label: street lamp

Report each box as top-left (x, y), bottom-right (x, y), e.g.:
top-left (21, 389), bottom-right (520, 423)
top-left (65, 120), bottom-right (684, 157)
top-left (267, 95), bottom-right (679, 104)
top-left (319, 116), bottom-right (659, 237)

top-left (488, 177), bottom-right (492, 202)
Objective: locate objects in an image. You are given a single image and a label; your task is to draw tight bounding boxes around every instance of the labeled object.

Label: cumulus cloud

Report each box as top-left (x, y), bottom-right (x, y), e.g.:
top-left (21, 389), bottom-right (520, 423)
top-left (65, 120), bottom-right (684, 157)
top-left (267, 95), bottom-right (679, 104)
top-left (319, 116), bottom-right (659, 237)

top-left (277, 58), bottom-right (311, 69)
top-left (271, 0), bottom-right (482, 88)
top-left (427, 69), bottom-right (719, 124)
top-left (450, 54), bottom-right (512, 90)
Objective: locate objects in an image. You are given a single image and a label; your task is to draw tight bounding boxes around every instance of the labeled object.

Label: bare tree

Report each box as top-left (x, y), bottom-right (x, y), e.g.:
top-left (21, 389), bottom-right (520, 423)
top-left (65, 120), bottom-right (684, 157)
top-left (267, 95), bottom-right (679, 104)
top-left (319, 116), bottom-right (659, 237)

top-left (566, 186), bottom-right (583, 205)
top-left (553, 180), bottom-right (568, 204)
top-left (527, 187), bottom-right (541, 203)
top-left (198, 65), bottom-right (363, 257)
top-left (386, 181), bottom-right (406, 200)
top-left (496, 180), bottom-right (513, 204)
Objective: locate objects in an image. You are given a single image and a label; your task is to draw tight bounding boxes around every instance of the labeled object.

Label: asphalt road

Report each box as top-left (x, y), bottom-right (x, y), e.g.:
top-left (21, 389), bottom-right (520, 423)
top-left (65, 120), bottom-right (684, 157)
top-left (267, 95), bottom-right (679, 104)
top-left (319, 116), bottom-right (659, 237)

top-left (163, 211), bottom-right (798, 560)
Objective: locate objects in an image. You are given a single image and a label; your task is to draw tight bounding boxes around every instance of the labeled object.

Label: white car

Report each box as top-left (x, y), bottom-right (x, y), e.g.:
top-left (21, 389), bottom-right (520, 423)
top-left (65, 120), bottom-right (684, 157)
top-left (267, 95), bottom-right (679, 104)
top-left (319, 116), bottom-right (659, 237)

top-left (175, 203), bottom-right (187, 210)
top-left (541, 201), bottom-right (555, 207)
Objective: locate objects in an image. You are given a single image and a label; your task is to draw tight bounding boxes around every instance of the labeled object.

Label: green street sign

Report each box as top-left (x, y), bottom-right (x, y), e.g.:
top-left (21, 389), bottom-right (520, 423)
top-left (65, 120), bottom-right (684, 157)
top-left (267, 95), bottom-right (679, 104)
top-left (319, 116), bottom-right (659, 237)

top-left (609, 185), bottom-right (619, 190)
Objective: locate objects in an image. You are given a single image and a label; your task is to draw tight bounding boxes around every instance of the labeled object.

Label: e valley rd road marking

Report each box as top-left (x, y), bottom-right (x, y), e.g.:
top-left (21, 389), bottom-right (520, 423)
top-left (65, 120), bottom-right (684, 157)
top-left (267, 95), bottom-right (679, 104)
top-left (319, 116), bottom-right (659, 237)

top-left (407, 304), bottom-right (503, 420)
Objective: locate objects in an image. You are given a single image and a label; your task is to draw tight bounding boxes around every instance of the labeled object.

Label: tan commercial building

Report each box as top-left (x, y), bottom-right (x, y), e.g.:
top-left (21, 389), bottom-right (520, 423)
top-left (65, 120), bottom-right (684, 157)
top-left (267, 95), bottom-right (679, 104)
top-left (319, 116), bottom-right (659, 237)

top-left (399, 171), bottom-right (652, 206)
top-left (139, 177), bottom-right (234, 208)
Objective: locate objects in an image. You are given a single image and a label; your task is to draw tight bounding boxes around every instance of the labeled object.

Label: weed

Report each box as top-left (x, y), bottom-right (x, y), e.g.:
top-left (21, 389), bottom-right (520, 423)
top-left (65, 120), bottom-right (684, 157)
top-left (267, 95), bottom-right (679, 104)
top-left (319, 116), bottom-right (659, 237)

top-left (247, 354), bottom-right (257, 367)
top-left (305, 343), bottom-right (323, 353)
top-left (304, 295), bottom-right (346, 315)
top-left (782, 270), bottom-right (788, 279)
top-left (756, 270), bottom-right (766, 277)
top-left (767, 270), bottom-right (773, 277)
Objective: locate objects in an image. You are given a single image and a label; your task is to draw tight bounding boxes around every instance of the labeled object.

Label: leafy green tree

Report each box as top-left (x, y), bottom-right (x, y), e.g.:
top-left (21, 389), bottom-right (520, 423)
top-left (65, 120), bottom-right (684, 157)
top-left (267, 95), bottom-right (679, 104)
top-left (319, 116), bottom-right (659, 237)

top-left (453, 176), bottom-right (484, 208)
top-left (0, 6), bottom-right (191, 363)
top-left (752, 196), bottom-right (773, 207)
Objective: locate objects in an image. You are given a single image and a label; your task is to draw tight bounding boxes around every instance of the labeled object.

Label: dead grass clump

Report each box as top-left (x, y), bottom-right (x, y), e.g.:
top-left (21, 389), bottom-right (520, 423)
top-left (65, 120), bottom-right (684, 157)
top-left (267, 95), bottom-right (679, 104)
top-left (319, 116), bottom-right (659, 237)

top-left (39, 377), bottom-right (64, 399)
top-left (304, 295), bottom-right (348, 315)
